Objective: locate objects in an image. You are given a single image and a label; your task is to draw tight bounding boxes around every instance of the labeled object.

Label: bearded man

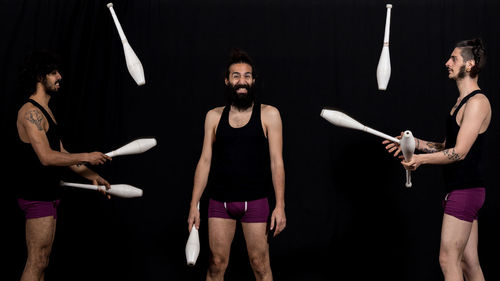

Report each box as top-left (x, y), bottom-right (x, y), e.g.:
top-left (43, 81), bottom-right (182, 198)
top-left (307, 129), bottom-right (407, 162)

top-left (187, 49), bottom-right (286, 281)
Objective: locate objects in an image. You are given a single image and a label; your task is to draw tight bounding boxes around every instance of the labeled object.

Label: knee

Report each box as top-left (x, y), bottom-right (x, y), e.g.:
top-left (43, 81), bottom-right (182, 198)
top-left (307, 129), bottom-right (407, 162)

top-left (28, 249), bottom-right (51, 271)
top-left (439, 249), bottom-right (461, 271)
top-left (461, 256), bottom-right (481, 276)
top-left (208, 255), bottom-right (228, 276)
top-left (249, 254), bottom-right (271, 278)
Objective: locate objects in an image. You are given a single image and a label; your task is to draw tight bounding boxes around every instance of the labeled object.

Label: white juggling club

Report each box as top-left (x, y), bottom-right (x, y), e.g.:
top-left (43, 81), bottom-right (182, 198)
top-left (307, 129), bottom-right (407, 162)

top-left (186, 202), bottom-right (200, 266)
top-left (60, 181), bottom-right (143, 198)
top-left (400, 130), bottom-right (415, 188)
top-left (320, 109), bottom-right (416, 187)
top-left (106, 138), bottom-right (157, 158)
top-left (107, 3), bottom-right (145, 86)
top-left (320, 109), bottom-right (400, 143)
top-left (376, 4), bottom-right (392, 90)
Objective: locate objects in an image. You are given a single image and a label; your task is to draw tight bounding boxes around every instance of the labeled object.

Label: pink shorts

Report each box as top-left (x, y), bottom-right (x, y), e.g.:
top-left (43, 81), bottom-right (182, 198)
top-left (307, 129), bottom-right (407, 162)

top-left (443, 188), bottom-right (485, 222)
top-left (208, 198), bottom-right (269, 223)
top-left (17, 198), bottom-right (60, 220)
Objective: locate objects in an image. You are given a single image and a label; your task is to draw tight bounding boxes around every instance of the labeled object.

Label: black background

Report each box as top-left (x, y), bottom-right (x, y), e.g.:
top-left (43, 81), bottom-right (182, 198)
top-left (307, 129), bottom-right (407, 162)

top-left (1, 0), bottom-right (499, 280)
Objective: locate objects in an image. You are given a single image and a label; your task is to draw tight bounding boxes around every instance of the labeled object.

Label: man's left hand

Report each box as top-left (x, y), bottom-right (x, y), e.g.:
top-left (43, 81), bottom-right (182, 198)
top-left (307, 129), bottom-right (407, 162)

top-left (92, 176), bottom-right (111, 199)
top-left (270, 206), bottom-right (286, 237)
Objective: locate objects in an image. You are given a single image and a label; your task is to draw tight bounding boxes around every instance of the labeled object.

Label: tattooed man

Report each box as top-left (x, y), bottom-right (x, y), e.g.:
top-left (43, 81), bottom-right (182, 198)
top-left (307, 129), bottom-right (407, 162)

top-left (16, 51), bottom-right (111, 281)
top-left (384, 38), bottom-right (489, 281)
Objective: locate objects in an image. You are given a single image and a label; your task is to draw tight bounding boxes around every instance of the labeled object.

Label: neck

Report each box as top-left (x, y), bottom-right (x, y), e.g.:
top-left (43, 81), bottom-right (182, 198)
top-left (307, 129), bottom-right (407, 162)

top-left (30, 85), bottom-right (51, 108)
top-left (231, 102), bottom-right (254, 112)
top-left (455, 76), bottom-right (480, 99)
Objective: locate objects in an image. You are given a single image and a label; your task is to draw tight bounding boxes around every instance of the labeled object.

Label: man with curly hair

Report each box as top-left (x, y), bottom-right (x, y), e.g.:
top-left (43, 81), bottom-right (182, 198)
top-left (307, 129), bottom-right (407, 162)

top-left (16, 51), bottom-right (111, 281)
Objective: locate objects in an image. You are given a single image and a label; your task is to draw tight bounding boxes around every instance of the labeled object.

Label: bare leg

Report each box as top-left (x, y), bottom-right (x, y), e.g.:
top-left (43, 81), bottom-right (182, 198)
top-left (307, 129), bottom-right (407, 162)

top-left (461, 220), bottom-right (485, 281)
top-left (206, 218), bottom-right (236, 281)
top-left (242, 222), bottom-right (272, 281)
top-left (21, 216), bottom-right (57, 281)
top-left (439, 214), bottom-right (473, 281)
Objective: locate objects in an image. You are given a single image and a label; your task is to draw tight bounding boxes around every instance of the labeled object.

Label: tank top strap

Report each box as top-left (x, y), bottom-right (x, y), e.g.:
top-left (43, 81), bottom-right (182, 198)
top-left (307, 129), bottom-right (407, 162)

top-left (453, 90), bottom-right (484, 118)
top-left (250, 102), bottom-right (261, 125)
top-left (28, 99), bottom-right (56, 126)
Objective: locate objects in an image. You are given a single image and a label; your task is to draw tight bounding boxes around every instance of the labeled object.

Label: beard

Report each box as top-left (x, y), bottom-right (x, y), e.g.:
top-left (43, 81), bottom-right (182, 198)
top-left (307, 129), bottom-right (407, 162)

top-left (225, 83), bottom-right (256, 110)
top-left (43, 78), bottom-right (61, 96)
top-left (456, 65), bottom-right (467, 80)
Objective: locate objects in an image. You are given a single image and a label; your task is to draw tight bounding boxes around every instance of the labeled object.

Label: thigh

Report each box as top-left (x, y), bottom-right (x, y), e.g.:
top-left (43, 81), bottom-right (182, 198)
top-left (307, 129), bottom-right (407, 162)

top-left (440, 213), bottom-right (473, 256)
top-left (208, 218), bottom-right (237, 258)
top-left (241, 222), bottom-right (269, 258)
top-left (25, 216), bottom-right (57, 254)
top-left (462, 219), bottom-right (479, 263)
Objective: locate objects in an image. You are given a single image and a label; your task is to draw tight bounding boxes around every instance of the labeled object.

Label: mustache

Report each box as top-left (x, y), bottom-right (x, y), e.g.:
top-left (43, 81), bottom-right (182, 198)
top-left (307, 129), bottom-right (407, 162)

top-left (232, 84), bottom-right (250, 91)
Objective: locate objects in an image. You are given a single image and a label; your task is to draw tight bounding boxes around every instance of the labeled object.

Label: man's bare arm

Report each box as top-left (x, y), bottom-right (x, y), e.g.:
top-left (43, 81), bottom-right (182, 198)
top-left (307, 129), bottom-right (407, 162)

top-left (263, 105), bottom-right (286, 236)
top-left (264, 106), bottom-right (285, 208)
top-left (414, 137), bottom-right (446, 153)
top-left (187, 108), bottom-right (221, 230)
top-left (20, 108), bottom-right (109, 166)
top-left (407, 96), bottom-right (490, 167)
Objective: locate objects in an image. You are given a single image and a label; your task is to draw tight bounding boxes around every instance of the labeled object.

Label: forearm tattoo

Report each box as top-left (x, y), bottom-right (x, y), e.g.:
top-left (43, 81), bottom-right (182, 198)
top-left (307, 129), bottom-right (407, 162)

top-left (420, 141), bottom-right (445, 153)
top-left (25, 110), bottom-right (44, 131)
top-left (443, 148), bottom-right (462, 161)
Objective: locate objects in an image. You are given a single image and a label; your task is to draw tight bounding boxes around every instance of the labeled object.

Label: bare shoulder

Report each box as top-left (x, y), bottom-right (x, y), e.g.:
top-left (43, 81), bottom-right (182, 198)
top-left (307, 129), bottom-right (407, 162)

top-left (205, 106), bottom-right (224, 125)
top-left (207, 106), bottom-right (224, 118)
top-left (466, 93), bottom-right (491, 111)
top-left (469, 93), bottom-right (490, 105)
top-left (261, 104), bottom-right (281, 119)
top-left (18, 103), bottom-right (44, 123)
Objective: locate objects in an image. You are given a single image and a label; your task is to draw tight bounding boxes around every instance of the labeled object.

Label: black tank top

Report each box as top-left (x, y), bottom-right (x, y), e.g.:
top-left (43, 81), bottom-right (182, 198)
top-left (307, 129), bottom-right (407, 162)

top-left (443, 90), bottom-right (487, 193)
top-left (207, 103), bottom-right (273, 202)
top-left (17, 99), bottom-right (63, 201)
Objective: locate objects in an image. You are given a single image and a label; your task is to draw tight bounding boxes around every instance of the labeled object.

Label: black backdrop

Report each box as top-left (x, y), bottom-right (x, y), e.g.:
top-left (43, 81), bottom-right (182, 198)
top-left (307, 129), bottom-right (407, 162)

top-left (1, 0), bottom-right (499, 280)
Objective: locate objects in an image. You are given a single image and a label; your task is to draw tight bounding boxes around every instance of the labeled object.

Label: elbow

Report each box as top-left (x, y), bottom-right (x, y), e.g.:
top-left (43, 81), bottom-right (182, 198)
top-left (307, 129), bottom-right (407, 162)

top-left (460, 152), bottom-right (468, 161)
top-left (270, 160), bottom-right (284, 172)
top-left (198, 157), bottom-right (211, 168)
top-left (39, 157), bottom-right (51, 166)
top-left (455, 148), bottom-right (468, 161)
top-left (38, 152), bottom-right (56, 166)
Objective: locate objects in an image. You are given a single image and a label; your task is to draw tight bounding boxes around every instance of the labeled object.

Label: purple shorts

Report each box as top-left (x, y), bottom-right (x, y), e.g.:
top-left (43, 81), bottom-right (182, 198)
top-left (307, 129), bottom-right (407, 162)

top-left (208, 197), bottom-right (270, 223)
top-left (443, 188), bottom-right (485, 222)
top-left (18, 198), bottom-right (60, 220)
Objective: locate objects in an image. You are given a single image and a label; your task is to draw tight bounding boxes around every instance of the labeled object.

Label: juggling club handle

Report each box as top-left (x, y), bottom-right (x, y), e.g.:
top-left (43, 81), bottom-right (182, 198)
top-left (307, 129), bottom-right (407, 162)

top-left (405, 170), bottom-right (412, 188)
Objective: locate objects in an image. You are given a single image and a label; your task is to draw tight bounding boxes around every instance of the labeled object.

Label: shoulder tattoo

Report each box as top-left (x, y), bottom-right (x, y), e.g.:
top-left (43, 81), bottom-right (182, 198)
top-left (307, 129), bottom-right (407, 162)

top-left (25, 110), bottom-right (45, 131)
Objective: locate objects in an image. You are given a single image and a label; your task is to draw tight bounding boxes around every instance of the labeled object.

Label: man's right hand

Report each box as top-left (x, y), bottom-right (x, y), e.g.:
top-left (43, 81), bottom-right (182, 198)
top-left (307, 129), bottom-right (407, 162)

top-left (382, 131), bottom-right (404, 158)
top-left (187, 204), bottom-right (200, 232)
top-left (85, 152), bottom-right (111, 165)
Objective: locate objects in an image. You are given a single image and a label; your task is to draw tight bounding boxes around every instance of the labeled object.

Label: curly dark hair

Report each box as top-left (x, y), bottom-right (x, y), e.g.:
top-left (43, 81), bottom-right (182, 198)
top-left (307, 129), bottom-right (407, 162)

top-left (455, 38), bottom-right (486, 78)
top-left (18, 50), bottom-right (61, 98)
top-left (224, 48), bottom-right (257, 79)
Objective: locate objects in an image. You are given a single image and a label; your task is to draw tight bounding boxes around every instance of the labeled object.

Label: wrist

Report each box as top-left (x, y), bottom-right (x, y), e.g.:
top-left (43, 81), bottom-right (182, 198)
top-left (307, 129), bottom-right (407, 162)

top-left (190, 201), bottom-right (200, 209)
top-left (419, 154), bottom-right (428, 165)
top-left (275, 202), bottom-right (285, 209)
top-left (82, 153), bottom-right (90, 163)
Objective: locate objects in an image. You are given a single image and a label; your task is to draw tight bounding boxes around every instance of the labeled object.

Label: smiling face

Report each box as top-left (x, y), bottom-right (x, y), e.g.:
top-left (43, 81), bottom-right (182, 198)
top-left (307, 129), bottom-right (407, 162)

top-left (225, 63), bottom-right (255, 91)
top-left (40, 70), bottom-right (62, 95)
top-left (225, 63), bottom-right (256, 110)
